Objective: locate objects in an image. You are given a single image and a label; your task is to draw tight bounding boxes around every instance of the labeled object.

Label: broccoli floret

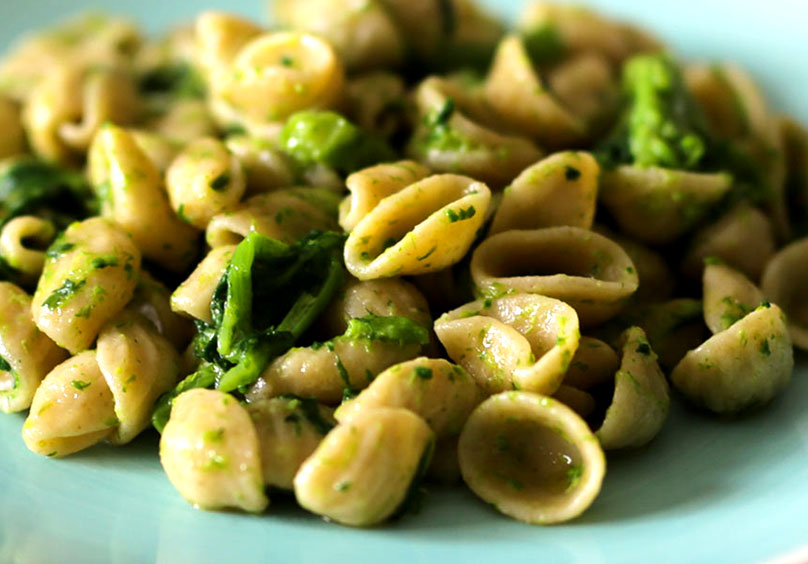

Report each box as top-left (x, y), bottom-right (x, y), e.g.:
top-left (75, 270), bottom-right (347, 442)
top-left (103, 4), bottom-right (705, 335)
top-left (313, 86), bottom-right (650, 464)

top-left (598, 54), bottom-right (709, 171)
top-left (279, 111), bottom-right (395, 174)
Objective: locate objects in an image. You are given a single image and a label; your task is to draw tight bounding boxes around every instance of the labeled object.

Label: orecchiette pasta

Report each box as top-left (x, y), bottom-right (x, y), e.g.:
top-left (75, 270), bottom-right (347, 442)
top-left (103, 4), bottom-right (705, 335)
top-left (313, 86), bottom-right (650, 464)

top-left (484, 35), bottom-right (586, 148)
top-left (225, 134), bottom-right (296, 195)
top-left (247, 396), bottom-right (334, 490)
top-left (0, 282), bottom-right (66, 413)
top-left (170, 245), bottom-right (235, 323)
top-left (458, 391), bottom-right (606, 524)
top-left (273, 0), bottom-right (405, 71)
top-left (88, 124), bottom-right (199, 271)
top-left (408, 76), bottom-right (543, 188)
top-left (470, 227), bottom-right (639, 326)
top-left (671, 302), bottom-right (792, 414)
top-left (160, 388), bottom-right (268, 512)
top-left (339, 160), bottom-right (431, 233)
top-left (489, 151), bottom-right (600, 234)
top-left (294, 407), bottom-right (434, 527)
top-left (335, 357), bottom-right (483, 439)
top-left (32, 217), bottom-right (141, 354)
top-left (681, 202), bottom-right (776, 282)
top-left (23, 311), bottom-right (179, 455)
top-left (344, 174), bottom-right (491, 280)
top-left (0, 13), bottom-right (141, 101)
top-left (206, 187), bottom-right (341, 247)
top-left (22, 351), bottom-right (117, 457)
top-left (23, 66), bottom-right (141, 164)
top-left (594, 327), bottom-right (669, 449)
top-left (0, 216), bottom-right (56, 283)
top-left (435, 293), bottom-right (580, 395)
top-left (599, 166), bottom-right (732, 244)
top-left (761, 238), bottom-right (808, 350)
top-left (703, 263), bottom-right (764, 335)
top-left (212, 31), bottom-right (345, 127)
top-left (166, 137), bottom-right (247, 229)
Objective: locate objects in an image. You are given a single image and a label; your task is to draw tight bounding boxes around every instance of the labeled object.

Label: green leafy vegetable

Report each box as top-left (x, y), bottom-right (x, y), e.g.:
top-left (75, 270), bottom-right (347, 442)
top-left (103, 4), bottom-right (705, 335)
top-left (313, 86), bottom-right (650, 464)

top-left (152, 230), bottom-right (346, 432)
top-left (279, 111), bottom-right (396, 174)
top-left (151, 364), bottom-right (220, 433)
top-left (138, 63), bottom-right (206, 99)
top-left (0, 158), bottom-right (98, 230)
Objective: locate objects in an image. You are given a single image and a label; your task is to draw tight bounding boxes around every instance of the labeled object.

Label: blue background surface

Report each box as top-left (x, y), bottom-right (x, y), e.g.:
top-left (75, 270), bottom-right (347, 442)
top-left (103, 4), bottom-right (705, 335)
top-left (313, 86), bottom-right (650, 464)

top-left (1, 1), bottom-right (807, 563)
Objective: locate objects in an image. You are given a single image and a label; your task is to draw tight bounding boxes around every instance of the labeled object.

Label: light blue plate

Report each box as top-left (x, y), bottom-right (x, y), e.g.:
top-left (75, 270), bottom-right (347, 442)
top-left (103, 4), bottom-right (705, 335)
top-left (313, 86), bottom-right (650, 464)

top-left (2, 1), bottom-right (808, 563)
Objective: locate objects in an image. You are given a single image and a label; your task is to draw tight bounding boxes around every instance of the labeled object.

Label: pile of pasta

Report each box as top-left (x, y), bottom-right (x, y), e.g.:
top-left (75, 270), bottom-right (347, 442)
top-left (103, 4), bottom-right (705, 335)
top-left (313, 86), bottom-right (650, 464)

top-left (0, 0), bottom-right (806, 527)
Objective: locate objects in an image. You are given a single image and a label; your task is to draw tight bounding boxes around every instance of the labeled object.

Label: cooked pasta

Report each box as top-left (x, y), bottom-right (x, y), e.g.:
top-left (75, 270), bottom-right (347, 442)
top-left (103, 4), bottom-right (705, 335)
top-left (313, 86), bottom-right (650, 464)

top-left (0, 0), bottom-right (805, 531)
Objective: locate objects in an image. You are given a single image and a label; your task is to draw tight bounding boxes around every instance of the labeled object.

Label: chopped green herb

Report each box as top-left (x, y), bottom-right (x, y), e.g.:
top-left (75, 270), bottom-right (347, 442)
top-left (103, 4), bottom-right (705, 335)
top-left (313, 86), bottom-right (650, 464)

top-left (209, 172), bottom-right (230, 191)
top-left (564, 166), bottom-right (581, 181)
top-left (71, 380), bottom-right (91, 391)
top-left (414, 366), bottom-right (433, 380)
top-left (42, 279), bottom-right (85, 310)
top-left (445, 205), bottom-right (476, 222)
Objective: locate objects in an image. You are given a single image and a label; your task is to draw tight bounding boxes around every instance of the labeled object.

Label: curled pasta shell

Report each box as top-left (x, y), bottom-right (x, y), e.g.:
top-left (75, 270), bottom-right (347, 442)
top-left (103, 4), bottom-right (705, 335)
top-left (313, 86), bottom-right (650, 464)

top-left (471, 227), bottom-right (638, 326)
top-left (595, 327), bottom-right (669, 450)
top-left (458, 391), bottom-right (606, 524)
top-left (22, 351), bottom-right (116, 457)
top-left (483, 35), bottom-right (586, 148)
top-left (0, 13), bottom-right (140, 101)
top-left (339, 160), bottom-right (431, 232)
top-left (160, 388), bottom-right (268, 512)
top-left (761, 238), bottom-right (808, 350)
top-left (248, 335), bottom-right (423, 405)
top-left (599, 166), bottom-right (732, 244)
top-left (318, 277), bottom-right (433, 337)
top-left (146, 99), bottom-right (218, 147)
top-left (671, 303), bottom-right (793, 414)
top-left (23, 66), bottom-right (140, 164)
top-left (166, 137), bottom-right (247, 229)
top-left (335, 357), bottom-right (483, 439)
top-left (87, 125), bottom-right (199, 271)
top-left (562, 336), bottom-right (619, 391)
top-left (225, 134), bottom-right (296, 195)
top-left (32, 218), bottom-right (141, 354)
top-left (681, 203), bottom-right (776, 282)
top-left (216, 31), bottom-right (345, 125)
top-left (435, 293), bottom-right (580, 395)
top-left (129, 272), bottom-right (195, 350)
top-left (206, 187), bottom-right (340, 248)
top-left (408, 76), bottom-right (543, 188)
top-left (345, 174), bottom-right (491, 280)
top-left (594, 225), bottom-right (674, 304)
top-left (273, 0), bottom-right (405, 71)
top-left (96, 312), bottom-right (180, 444)
top-left (547, 53), bottom-right (619, 136)
top-left (552, 384), bottom-right (596, 419)
top-left (195, 11), bottom-right (262, 76)
top-left (247, 396), bottom-right (334, 490)
top-left (0, 282), bottom-right (67, 413)
top-left (490, 151), bottom-right (599, 234)
top-left (0, 216), bottom-right (56, 283)
top-left (703, 263), bottom-right (764, 335)
top-left (171, 245), bottom-right (234, 323)
top-left (294, 407), bottom-right (434, 527)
